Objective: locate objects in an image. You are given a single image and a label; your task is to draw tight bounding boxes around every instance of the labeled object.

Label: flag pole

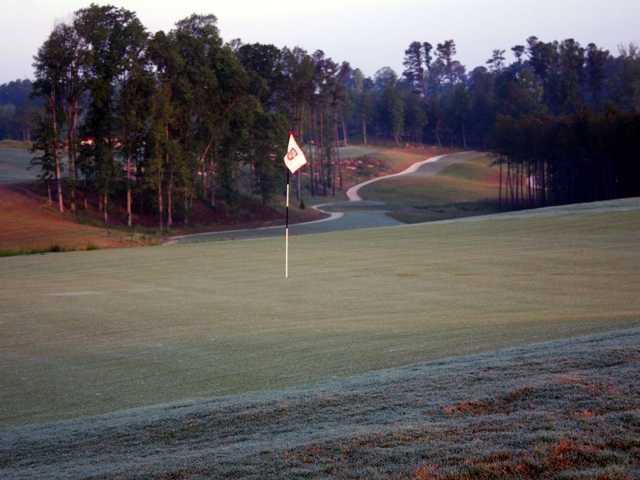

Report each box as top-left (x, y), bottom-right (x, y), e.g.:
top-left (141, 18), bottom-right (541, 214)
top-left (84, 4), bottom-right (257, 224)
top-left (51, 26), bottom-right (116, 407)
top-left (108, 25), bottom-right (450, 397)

top-left (284, 130), bottom-right (306, 279)
top-left (285, 168), bottom-right (290, 279)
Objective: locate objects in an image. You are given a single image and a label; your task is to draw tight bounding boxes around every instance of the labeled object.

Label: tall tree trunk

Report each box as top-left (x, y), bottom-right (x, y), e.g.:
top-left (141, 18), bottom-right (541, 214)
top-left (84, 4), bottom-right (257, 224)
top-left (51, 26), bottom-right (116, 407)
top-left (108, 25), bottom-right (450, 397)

top-left (515, 161), bottom-right (521, 207)
top-left (209, 178), bottom-right (216, 207)
top-left (51, 94), bottom-right (64, 214)
top-left (331, 119), bottom-right (340, 197)
top-left (207, 148), bottom-right (216, 208)
top-left (337, 134), bottom-right (343, 191)
top-left (126, 155), bottom-right (132, 228)
top-left (498, 158), bottom-right (503, 209)
top-left (362, 117), bottom-right (367, 145)
top-left (209, 162), bottom-right (216, 208)
top-left (310, 110), bottom-right (317, 195)
top-left (103, 192), bottom-right (108, 225)
top-left (527, 160), bottom-right (533, 206)
top-left (541, 158), bottom-right (547, 205)
top-left (47, 181), bottom-right (52, 206)
top-left (67, 125), bottom-right (75, 214)
top-left (67, 99), bottom-right (79, 215)
top-left (158, 180), bottom-right (164, 231)
top-left (320, 112), bottom-right (326, 196)
top-left (309, 143), bottom-right (316, 197)
top-left (461, 123), bottom-right (467, 149)
top-left (506, 161), bottom-right (513, 206)
top-left (183, 191), bottom-right (189, 226)
top-left (167, 171), bottom-right (174, 228)
top-left (341, 114), bottom-right (348, 146)
top-left (297, 104), bottom-right (304, 200)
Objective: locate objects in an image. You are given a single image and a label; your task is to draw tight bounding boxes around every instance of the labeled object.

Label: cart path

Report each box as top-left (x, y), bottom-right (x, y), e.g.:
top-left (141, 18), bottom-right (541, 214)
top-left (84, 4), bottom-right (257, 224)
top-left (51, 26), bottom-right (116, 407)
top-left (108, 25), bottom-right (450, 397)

top-left (166, 152), bottom-right (471, 244)
top-left (345, 154), bottom-right (447, 201)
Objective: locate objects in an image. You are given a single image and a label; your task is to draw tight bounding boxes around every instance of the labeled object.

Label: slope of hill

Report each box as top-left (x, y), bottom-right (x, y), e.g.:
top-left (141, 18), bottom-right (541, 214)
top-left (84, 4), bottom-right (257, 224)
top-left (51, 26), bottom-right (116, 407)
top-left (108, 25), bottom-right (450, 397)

top-left (1, 327), bottom-right (638, 479)
top-left (0, 146), bottom-right (322, 253)
top-left (359, 151), bottom-right (501, 223)
top-left (1, 198), bottom-right (638, 427)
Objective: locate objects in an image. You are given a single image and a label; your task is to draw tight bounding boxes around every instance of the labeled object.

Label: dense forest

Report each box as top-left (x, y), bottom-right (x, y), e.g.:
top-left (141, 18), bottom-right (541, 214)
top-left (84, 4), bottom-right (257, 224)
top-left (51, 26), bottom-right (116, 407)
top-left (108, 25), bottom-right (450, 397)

top-left (2, 3), bottom-right (639, 227)
top-left (0, 79), bottom-right (41, 141)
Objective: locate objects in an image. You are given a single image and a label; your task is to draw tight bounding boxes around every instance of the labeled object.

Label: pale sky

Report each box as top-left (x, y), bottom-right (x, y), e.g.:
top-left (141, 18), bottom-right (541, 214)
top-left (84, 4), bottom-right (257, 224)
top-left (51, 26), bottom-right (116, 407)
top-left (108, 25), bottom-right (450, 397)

top-left (1, 0), bottom-right (639, 84)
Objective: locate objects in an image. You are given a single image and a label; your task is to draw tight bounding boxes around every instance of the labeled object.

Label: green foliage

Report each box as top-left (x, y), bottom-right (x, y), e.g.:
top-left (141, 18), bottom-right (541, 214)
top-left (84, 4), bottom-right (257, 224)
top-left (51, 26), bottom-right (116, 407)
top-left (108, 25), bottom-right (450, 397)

top-left (29, 113), bottom-right (56, 184)
top-left (0, 79), bottom-right (41, 141)
top-left (494, 111), bottom-right (640, 207)
top-left (74, 4), bottom-right (147, 200)
top-left (28, 5), bottom-right (640, 224)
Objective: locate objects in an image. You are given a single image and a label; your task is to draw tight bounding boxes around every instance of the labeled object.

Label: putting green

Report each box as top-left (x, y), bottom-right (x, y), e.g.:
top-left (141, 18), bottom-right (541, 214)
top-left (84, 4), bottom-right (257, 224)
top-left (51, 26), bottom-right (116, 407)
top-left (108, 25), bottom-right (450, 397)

top-left (1, 203), bottom-right (639, 426)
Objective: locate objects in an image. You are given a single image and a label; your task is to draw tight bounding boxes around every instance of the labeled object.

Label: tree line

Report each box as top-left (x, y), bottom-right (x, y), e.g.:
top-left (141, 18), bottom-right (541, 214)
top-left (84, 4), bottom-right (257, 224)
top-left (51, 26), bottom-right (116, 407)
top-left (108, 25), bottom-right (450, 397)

top-left (17, 3), bottom-right (640, 226)
top-left (493, 112), bottom-right (640, 208)
top-left (0, 79), bottom-right (41, 141)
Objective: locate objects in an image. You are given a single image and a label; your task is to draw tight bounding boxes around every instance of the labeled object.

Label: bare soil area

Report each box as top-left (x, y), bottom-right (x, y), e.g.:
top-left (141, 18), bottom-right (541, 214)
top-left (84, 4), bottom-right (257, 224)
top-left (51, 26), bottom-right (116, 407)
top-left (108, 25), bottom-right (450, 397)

top-left (0, 185), bottom-right (145, 251)
top-left (0, 183), bottom-right (324, 253)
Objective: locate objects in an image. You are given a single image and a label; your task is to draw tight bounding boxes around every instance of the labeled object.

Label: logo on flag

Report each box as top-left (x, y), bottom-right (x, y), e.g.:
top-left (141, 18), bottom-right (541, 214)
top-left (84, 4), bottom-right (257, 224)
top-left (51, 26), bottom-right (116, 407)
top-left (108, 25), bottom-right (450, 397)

top-left (283, 133), bottom-right (307, 174)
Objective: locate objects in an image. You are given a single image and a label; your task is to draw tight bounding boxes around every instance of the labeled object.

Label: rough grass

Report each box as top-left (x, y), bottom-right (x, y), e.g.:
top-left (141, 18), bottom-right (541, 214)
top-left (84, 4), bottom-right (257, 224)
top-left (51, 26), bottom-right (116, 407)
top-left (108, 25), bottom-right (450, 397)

top-left (1, 328), bottom-right (638, 479)
top-left (1, 202), bottom-right (639, 427)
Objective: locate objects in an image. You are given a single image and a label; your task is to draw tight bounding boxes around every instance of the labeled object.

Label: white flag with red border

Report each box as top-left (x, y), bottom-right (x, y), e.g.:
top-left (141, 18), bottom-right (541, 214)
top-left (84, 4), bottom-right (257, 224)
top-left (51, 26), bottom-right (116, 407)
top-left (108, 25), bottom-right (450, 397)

top-left (283, 133), bottom-right (307, 174)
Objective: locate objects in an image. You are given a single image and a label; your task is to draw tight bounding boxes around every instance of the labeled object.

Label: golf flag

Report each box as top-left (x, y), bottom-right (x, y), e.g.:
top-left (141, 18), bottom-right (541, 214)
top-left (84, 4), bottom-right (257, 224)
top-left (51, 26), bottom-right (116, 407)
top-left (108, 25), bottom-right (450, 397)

top-left (283, 132), bottom-right (306, 279)
top-left (283, 133), bottom-right (307, 174)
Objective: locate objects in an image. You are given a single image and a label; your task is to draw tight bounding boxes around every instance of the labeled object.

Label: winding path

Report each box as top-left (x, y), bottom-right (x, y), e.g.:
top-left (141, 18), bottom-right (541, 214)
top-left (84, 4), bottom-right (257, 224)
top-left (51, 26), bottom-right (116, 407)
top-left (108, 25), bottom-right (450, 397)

top-left (166, 152), bottom-right (469, 244)
top-left (345, 154), bottom-right (446, 201)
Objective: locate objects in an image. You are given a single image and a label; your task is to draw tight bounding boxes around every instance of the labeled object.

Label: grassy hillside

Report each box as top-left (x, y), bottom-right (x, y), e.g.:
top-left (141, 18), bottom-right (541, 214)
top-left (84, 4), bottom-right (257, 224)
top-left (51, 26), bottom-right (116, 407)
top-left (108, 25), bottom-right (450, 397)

top-left (0, 144), bottom-right (149, 252)
top-left (3, 328), bottom-right (638, 479)
top-left (331, 144), bottom-right (454, 196)
top-left (361, 152), bottom-right (502, 222)
top-left (1, 201), bottom-right (639, 426)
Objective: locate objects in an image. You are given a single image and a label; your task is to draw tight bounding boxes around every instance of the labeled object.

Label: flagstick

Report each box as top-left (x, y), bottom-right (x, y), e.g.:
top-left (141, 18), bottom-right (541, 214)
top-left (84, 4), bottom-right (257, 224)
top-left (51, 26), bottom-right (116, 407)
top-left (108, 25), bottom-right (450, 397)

top-left (285, 168), bottom-right (290, 279)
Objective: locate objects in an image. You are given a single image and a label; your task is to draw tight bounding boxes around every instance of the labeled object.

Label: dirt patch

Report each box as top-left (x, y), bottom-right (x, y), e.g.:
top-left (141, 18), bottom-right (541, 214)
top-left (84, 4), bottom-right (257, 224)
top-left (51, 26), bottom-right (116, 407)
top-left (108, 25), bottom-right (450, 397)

top-left (0, 183), bottom-right (325, 253)
top-left (414, 437), bottom-right (637, 479)
top-left (442, 387), bottom-right (534, 416)
top-left (0, 185), bottom-right (143, 251)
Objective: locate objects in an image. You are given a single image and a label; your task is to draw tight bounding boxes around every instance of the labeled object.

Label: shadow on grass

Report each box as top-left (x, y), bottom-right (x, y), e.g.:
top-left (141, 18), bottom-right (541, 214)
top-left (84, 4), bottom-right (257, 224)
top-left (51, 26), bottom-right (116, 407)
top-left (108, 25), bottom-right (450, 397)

top-left (389, 199), bottom-right (505, 224)
top-left (0, 243), bottom-right (99, 257)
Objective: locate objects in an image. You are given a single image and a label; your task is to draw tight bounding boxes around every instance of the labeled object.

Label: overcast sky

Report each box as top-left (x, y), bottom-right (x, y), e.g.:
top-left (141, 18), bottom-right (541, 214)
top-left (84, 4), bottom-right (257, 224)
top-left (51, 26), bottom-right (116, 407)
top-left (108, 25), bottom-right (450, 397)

top-left (1, 0), bottom-right (639, 84)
